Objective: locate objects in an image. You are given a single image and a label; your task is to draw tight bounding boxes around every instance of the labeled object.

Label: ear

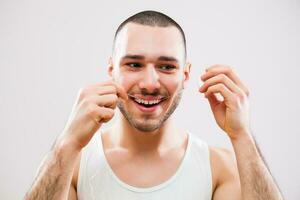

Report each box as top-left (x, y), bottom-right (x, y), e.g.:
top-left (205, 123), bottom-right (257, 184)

top-left (183, 62), bottom-right (191, 89)
top-left (107, 57), bottom-right (113, 77)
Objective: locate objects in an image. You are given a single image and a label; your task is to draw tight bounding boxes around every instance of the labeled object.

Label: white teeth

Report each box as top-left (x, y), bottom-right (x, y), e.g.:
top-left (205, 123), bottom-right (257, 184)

top-left (134, 98), bottom-right (162, 105)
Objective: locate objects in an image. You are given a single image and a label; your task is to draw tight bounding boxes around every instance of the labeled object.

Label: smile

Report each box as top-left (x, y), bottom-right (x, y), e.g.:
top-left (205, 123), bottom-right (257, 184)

top-left (133, 98), bottom-right (162, 107)
top-left (128, 94), bottom-right (168, 109)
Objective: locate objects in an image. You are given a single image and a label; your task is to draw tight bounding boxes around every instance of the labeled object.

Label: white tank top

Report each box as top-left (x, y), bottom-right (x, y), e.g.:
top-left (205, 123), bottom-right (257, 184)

top-left (77, 131), bottom-right (212, 200)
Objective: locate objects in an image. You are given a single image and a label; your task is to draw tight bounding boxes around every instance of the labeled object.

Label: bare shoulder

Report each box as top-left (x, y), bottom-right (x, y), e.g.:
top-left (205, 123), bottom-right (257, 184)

top-left (209, 146), bottom-right (240, 196)
top-left (209, 146), bottom-right (237, 168)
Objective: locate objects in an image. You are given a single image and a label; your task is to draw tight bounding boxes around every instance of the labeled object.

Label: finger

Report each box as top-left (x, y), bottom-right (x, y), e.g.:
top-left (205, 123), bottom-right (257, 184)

top-left (92, 106), bottom-right (115, 124)
top-left (199, 74), bottom-right (244, 96)
top-left (85, 104), bottom-right (114, 125)
top-left (86, 80), bottom-right (115, 88)
top-left (87, 85), bottom-right (117, 95)
top-left (87, 94), bottom-right (118, 109)
top-left (111, 82), bottom-right (128, 100)
top-left (95, 85), bottom-right (118, 96)
top-left (87, 80), bottom-right (128, 100)
top-left (205, 83), bottom-right (235, 105)
top-left (201, 65), bottom-right (249, 96)
top-left (79, 85), bottom-right (117, 101)
top-left (206, 93), bottom-right (221, 109)
top-left (100, 79), bottom-right (128, 100)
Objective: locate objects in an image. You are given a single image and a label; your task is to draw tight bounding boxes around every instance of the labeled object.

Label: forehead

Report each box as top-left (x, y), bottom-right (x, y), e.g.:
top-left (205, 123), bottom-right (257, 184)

top-left (114, 23), bottom-right (185, 62)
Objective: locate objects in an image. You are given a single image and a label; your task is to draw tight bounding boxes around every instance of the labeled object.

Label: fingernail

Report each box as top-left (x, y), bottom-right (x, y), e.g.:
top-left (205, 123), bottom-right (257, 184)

top-left (199, 86), bottom-right (203, 92)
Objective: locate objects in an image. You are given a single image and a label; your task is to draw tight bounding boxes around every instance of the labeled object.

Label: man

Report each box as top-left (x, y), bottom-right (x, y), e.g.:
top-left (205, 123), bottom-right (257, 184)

top-left (25, 11), bottom-right (283, 200)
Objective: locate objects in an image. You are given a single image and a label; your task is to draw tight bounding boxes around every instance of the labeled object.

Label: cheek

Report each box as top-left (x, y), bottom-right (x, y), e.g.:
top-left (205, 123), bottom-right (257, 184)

top-left (114, 71), bottom-right (137, 91)
top-left (161, 74), bottom-right (184, 92)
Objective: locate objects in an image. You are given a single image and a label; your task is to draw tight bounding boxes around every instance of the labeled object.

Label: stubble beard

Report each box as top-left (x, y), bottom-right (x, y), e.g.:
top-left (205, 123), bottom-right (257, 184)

top-left (117, 86), bottom-right (183, 132)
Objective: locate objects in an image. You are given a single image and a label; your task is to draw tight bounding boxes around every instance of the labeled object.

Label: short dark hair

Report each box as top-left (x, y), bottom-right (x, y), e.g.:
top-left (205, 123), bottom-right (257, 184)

top-left (112, 10), bottom-right (187, 60)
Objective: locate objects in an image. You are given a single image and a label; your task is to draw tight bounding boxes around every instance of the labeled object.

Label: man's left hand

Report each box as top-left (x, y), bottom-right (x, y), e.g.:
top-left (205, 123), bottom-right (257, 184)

top-left (198, 65), bottom-right (251, 140)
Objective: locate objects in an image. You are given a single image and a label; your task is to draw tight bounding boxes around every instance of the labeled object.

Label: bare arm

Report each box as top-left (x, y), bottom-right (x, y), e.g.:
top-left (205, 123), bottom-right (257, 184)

top-left (24, 80), bottom-right (127, 199)
top-left (199, 65), bottom-right (283, 199)
top-left (231, 131), bottom-right (283, 199)
top-left (24, 143), bottom-right (80, 200)
top-left (211, 136), bottom-right (283, 200)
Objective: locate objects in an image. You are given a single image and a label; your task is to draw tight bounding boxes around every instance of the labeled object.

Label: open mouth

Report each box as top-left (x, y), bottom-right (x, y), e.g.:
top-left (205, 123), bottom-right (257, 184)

top-left (128, 94), bottom-right (168, 108)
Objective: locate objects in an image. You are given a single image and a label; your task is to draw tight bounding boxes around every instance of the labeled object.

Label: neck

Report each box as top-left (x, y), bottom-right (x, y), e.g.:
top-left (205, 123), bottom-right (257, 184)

top-left (110, 114), bottom-right (185, 154)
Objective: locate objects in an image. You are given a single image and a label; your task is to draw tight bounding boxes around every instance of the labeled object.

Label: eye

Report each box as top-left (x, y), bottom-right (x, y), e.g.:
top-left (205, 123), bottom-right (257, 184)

top-left (159, 64), bottom-right (176, 71)
top-left (126, 63), bottom-right (142, 68)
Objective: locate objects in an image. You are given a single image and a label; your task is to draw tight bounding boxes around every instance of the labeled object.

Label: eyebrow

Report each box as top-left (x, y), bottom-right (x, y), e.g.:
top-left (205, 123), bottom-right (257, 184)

top-left (158, 56), bottom-right (178, 63)
top-left (122, 55), bottom-right (145, 60)
top-left (121, 54), bottom-right (179, 63)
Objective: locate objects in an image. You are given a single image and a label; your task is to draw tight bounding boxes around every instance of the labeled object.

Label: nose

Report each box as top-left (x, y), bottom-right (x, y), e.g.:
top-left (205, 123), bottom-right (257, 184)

top-left (139, 65), bottom-right (161, 93)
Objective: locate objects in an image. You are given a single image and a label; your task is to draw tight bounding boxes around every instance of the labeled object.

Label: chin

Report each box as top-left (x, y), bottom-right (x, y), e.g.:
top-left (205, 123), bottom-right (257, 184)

top-left (130, 118), bottom-right (164, 133)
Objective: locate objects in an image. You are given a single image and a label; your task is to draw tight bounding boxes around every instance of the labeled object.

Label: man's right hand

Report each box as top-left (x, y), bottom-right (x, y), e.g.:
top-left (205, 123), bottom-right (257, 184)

top-left (57, 80), bottom-right (127, 151)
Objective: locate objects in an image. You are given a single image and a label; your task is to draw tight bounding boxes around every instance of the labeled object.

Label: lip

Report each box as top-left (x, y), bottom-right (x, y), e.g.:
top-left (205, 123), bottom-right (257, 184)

top-left (127, 94), bottom-right (168, 101)
top-left (129, 97), bottom-right (164, 113)
top-left (133, 100), bottom-right (160, 112)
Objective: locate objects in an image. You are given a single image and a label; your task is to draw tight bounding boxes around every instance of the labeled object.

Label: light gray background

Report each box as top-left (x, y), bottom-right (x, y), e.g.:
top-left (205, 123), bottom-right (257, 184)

top-left (1, 0), bottom-right (299, 199)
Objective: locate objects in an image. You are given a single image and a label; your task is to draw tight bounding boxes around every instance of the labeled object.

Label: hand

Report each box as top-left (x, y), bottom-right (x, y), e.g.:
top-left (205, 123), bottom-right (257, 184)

top-left (57, 80), bottom-right (128, 150)
top-left (198, 65), bottom-right (251, 140)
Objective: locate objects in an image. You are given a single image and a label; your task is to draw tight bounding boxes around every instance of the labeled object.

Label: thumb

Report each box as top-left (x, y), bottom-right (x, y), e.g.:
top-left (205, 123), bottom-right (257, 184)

top-left (206, 93), bottom-right (220, 110)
